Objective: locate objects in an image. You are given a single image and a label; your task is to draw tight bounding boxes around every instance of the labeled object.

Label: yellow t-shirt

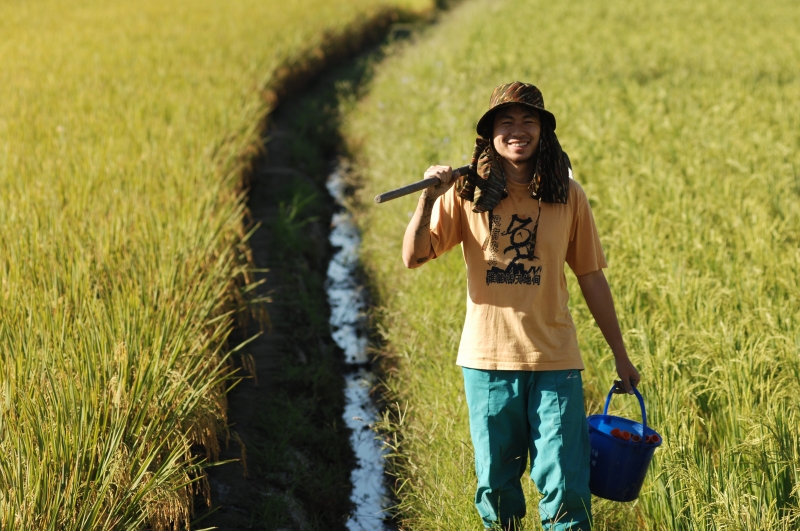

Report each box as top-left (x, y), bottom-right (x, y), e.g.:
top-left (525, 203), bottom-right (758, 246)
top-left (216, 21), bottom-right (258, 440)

top-left (428, 176), bottom-right (606, 371)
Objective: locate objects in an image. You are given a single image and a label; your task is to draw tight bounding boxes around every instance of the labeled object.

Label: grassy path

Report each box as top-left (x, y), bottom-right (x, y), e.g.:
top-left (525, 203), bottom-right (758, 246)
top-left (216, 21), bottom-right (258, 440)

top-left (342, 0), bottom-right (800, 528)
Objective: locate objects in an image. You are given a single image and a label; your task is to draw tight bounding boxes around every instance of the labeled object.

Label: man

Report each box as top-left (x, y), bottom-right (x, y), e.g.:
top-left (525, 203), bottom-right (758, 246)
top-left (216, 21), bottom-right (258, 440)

top-left (401, 82), bottom-right (640, 530)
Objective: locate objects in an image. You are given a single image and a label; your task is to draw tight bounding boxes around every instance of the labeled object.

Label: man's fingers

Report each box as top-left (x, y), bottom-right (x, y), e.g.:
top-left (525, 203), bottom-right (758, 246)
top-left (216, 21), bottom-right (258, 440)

top-left (614, 358), bottom-right (641, 395)
top-left (437, 166), bottom-right (454, 185)
top-left (425, 165), bottom-right (453, 184)
top-left (614, 378), bottom-right (637, 395)
top-left (626, 375), bottom-right (640, 394)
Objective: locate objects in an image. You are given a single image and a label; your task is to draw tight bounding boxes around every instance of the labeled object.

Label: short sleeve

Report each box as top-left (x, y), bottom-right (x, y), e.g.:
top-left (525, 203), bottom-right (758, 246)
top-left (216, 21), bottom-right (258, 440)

top-left (565, 184), bottom-right (607, 275)
top-left (429, 185), bottom-right (463, 259)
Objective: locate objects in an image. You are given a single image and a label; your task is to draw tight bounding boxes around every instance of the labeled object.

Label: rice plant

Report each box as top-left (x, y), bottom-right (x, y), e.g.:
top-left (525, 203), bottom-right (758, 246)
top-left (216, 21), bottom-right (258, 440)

top-left (0, 0), bottom-right (432, 528)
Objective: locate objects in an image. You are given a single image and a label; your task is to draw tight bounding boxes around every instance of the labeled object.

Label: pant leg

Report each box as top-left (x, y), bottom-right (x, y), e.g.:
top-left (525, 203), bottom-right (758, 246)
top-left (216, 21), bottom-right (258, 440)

top-left (462, 367), bottom-right (530, 528)
top-left (528, 370), bottom-right (592, 531)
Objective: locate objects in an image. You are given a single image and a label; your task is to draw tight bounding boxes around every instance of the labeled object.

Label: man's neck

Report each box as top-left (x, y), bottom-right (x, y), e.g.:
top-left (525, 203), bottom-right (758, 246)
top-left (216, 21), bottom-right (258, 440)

top-left (500, 157), bottom-right (534, 185)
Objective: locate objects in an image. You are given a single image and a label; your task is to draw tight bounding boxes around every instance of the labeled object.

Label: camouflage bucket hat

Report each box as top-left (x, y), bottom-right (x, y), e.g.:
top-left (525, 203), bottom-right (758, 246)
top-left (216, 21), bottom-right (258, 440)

top-left (458, 81), bottom-right (571, 213)
top-left (476, 81), bottom-right (556, 139)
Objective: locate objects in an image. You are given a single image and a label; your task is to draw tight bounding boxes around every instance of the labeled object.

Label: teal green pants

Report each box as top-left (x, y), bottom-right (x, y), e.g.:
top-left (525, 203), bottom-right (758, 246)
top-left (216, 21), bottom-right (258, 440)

top-left (462, 367), bottom-right (591, 530)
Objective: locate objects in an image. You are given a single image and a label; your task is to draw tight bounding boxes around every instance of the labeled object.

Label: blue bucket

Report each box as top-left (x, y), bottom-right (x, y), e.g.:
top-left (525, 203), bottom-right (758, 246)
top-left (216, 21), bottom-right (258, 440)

top-left (587, 384), bottom-right (663, 502)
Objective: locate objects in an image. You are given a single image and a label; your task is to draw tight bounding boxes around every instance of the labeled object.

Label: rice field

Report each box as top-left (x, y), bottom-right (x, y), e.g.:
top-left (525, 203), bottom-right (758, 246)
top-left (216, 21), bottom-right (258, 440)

top-left (343, 0), bottom-right (800, 528)
top-left (0, 0), bottom-right (432, 528)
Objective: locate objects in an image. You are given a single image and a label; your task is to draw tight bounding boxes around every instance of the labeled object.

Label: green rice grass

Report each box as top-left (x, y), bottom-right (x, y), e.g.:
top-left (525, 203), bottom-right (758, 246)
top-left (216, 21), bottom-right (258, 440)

top-left (343, 0), bottom-right (800, 528)
top-left (0, 0), bottom-right (433, 528)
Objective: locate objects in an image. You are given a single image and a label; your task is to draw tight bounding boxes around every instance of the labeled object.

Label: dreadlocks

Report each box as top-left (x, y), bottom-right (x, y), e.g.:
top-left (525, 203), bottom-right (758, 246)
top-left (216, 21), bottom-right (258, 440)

top-left (457, 119), bottom-right (571, 213)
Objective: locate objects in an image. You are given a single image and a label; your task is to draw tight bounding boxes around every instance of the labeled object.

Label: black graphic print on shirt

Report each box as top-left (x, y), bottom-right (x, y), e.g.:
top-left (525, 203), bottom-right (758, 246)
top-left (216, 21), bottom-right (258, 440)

top-left (486, 213), bottom-right (542, 286)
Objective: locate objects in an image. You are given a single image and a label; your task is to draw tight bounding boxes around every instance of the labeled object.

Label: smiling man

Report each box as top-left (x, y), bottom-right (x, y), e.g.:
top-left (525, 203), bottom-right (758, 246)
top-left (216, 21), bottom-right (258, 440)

top-left (402, 82), bottom-right (640, 530)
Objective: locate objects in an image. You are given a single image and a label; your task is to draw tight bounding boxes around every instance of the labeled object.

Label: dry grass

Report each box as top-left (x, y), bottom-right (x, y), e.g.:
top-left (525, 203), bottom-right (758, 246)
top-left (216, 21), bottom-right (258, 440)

top-left (0, 0), bottom-right (433, 528)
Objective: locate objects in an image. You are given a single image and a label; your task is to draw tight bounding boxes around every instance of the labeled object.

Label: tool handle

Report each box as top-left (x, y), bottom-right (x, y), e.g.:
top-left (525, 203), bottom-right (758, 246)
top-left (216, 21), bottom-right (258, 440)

top-left (374, 165), bottom-right (471, 204)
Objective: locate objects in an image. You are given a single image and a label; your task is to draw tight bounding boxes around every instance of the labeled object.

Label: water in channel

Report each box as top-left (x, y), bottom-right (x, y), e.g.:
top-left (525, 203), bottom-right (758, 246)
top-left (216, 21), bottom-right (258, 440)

top-left (325, 164), bottom-right (389, 531)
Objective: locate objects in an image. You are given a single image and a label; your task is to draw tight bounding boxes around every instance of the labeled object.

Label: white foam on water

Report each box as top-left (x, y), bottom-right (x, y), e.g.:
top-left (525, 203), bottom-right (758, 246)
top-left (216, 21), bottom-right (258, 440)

top-left (326, 165), bottom-right (390, 530)
top-left (326, 201), bottom-right (369, 364)
top-left (343, 369), bottom-right (389, 531)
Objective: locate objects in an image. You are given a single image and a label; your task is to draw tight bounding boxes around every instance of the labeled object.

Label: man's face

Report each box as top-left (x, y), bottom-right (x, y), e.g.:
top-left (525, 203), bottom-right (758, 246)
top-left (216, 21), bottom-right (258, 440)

top-left (492, 104), bottom-right (541, 164)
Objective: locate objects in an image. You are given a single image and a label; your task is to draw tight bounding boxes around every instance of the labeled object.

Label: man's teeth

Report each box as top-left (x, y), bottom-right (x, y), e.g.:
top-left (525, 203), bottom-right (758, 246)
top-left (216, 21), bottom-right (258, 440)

top-left (509, 141), bottom-right (529, 146)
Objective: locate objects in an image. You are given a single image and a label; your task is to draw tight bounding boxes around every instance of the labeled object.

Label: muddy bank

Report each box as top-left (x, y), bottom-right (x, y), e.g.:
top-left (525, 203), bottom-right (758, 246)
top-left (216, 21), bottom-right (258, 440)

top-left (197, 99), bottom-right (349, 531)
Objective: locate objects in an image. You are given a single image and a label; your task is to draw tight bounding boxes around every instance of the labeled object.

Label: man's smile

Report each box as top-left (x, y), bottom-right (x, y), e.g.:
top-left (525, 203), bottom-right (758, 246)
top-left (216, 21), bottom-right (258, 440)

top-left (508, 139), bottom-right (530, 148)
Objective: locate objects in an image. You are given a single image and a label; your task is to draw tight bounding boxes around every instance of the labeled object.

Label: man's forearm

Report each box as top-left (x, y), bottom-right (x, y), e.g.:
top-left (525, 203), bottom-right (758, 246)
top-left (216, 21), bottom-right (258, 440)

top-left (577, 270), bottom-right (626, 359)
top-left (402, 190), bottom-right (437, 268)
top-left (401, 165), bottom-right (455, 268)
top-left (577, 269), bottom-right (641, 392)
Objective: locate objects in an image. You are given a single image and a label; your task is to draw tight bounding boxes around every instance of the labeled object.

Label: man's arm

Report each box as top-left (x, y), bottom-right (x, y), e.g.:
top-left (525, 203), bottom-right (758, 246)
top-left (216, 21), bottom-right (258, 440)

top-left (576, 269), bottom-right (641, 394)
top-left (402, 165), bottom-right (455, 269)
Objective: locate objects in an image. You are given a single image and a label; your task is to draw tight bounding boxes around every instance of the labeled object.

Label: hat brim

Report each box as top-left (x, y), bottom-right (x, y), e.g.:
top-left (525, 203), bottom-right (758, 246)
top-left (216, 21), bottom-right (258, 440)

top-left (476, 102), bottom-right (556, 138)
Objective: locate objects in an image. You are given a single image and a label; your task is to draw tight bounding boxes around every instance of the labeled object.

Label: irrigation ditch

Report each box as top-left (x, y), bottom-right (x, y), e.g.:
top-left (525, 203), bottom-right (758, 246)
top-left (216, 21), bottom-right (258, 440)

top-left (194, 11), bottom-right (447, 530)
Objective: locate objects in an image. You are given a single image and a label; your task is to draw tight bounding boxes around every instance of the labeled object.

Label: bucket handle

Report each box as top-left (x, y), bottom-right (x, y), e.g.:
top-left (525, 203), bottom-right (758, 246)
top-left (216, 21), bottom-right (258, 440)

top-left (603, 382), bottom-right (647, 449)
